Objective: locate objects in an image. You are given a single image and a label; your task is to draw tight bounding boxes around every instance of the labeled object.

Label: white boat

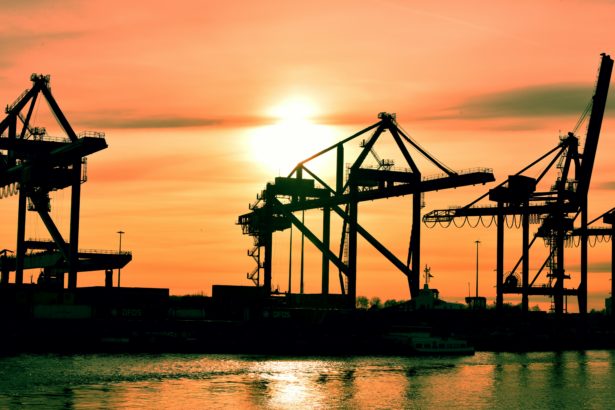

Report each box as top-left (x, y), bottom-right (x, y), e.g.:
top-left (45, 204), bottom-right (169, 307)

top-left (383, 329), bottom-right (475, 356)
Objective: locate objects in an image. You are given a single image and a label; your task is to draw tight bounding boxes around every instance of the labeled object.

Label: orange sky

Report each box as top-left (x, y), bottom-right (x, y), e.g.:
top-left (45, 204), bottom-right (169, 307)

top-left (1, 1), bottom-right (615, 311)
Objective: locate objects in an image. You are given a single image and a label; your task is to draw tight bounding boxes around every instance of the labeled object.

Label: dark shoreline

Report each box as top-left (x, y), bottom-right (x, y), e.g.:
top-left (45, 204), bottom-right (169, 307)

top-left (2, 309), bottom-right (614, 355)
top-left (2, 285), bottom-right (614, 355)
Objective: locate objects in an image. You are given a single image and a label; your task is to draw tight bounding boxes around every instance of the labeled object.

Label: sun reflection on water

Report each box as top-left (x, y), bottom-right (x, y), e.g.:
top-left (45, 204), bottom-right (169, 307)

top-left (2, 353), bottom-right (615, 409)
top-left (249, 359), bottom-right (333, 409)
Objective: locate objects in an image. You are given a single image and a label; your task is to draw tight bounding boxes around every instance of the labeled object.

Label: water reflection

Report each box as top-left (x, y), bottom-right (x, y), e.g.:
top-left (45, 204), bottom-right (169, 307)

top-left (1, 352), bottom-right (615, 409)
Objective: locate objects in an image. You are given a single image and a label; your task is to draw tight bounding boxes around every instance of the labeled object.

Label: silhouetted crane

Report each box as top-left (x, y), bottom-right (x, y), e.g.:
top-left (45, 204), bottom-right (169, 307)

top-left (423, 54), bottom-right (613, 315)
top-left (238, 113), bottom-right (494, 305)
top-left (0, 75), bottom-right (131, 289)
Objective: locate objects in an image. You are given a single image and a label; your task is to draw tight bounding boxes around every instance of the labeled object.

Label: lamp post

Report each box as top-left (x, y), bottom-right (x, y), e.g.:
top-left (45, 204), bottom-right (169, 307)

top-left (475, 240), bottom-right (480, 299)
top-left (117, 230), bottom-right (124, 287)
top-left (288, 225), bottom-right (293, 293)
top-left (300, 210), bottom-right (305, 294)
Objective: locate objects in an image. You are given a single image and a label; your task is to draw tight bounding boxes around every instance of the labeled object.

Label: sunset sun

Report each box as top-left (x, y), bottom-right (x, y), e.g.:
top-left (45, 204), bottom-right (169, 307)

top-left (249, 97), bottom-right (335, 174)
top-left (269, 97), bottom-right (317, 123)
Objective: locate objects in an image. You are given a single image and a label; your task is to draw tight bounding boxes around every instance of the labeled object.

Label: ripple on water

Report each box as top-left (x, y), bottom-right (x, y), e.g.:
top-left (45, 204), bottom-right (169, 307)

top-left (0, 352), bottom-right (614, 409)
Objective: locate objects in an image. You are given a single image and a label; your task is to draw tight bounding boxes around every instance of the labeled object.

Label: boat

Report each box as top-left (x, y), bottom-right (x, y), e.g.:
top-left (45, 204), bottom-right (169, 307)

top-left (407, 331), bottom-right (475, 355)
top-left (383, 328), bottom-right (475, 356)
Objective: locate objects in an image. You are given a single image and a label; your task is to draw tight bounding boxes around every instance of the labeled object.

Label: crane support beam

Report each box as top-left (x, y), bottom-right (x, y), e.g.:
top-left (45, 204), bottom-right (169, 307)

top-left (410, 193), bottom-right (421, 297)
top-left (322, 206), bottom-right (330, 294)
top-left (68, 159), bottom-right (81, 289)
top-left (496, 208), bottom-right (504, 310)
top-left (39, 80), bottom-right (79, 142)
top-left (349, 123), bottom-right (387, 172)
top-left (424, 202), bottom-right (578, 221)
top-left (15, 185), bottom-right (26, 285)
top-left (604, 211), bottom-right (615, 318)
top-left (522, 211), bottom-right (530, 313)
top-left (577, 54), bottom-right (613, 198)
top-left (571, 227), bottom-right (612, 236)
top-left (30, 193), bottom-right (69, 260)
top-left (330, 205), bottom-right (414, 281)
top-left (0, 74), bottom-right (118, 289)
top-left (347, 184), bottom-right (358, 302)
top-left (0, 88), bottom-right (37, 133)
top-left (18, 92), bottom-right (38, 140)
top-left (0, 251), bottom-right (132, 272)
top-left (276, 170), bottom-right (494, 214)
top-left (388, 126), bottom-right (420, 174)
top-left (279, 201), bottom-right (349, 276)
top-left (579, 198), bottom-right (588, 315)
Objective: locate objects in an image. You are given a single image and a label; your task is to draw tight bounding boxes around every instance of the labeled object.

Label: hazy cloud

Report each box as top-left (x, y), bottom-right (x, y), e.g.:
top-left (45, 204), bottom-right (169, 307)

top-left (78, 115), bottom-right (220, 129)
top-left (598, 181), bottom-right (615, 190)
top-left (76, 111), bottom-right (283, 129)
top-left (0, 0), bottom-right (62, 10)
top-left (568, 261), bottom-right (612, 272)
top-left (0, 31), bottom-right (82, 47)
top-left (458, 84), bottom-right (598, 119)
top-left (0, 31), bottom-right (83, 66)
top-left (589, 261), bottom-right (612, 272)
top-left (419, 84), bottom-right (615, 123)
top-left (483, 121), bottom-right (544, 131)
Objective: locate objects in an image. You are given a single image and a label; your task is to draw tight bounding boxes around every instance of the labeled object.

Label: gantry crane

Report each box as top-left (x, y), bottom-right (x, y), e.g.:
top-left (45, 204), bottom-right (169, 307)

top-left (423, 53), bottom-right (613, 315)
top-left (238, 112), bottom-right (494, 305)
top-left (569, 208), bottom-right (615, 317)
top-left (605, 210), bottom-right (615, 317)
top-left (0, 74), bottom-right (131, 289)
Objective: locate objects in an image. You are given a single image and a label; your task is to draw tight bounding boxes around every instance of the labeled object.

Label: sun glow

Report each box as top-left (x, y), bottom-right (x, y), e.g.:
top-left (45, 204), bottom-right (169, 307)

top-left (269, 97), bottom-right (317, 123)
top-left (249, 97), bottom-right (336, 175)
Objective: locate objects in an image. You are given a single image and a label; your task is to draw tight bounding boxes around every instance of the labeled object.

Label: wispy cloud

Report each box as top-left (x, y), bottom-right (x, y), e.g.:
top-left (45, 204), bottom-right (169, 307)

top-left (597, 181), bottom-right (615, 190)
top-left (459, 84), bottom-right (596, 119)
top-left (0, 0), bottom-right (70, 11)
top-left (75, 110), bottom-right (286, 129)
top-left (568, 261), bottom-right (612, 272)
top-left (589, 262), bottom-right (612, 273)
top-left (426, 84), bottom-right (615, 122)
top-left (77, 113), bottom-right (220, 129)
top-left (0, 31), bottom-right (83, 66)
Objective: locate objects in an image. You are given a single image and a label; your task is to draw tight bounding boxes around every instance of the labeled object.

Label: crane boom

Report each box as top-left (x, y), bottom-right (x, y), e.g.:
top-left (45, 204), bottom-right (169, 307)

top-left (577, 53), bottom-right (613, 198)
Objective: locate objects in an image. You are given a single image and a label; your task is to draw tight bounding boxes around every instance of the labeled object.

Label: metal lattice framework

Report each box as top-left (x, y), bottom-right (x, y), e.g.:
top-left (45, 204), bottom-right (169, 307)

top-left (238, 112), bottom-right (494, 304)
top-left (423, 54), bottom-right (613, 315)
top-left (0, 74), bottom-right (131, 289)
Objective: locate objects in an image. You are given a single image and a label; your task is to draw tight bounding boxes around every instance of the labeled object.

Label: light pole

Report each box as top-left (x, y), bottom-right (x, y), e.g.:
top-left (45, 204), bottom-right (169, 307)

top-left (117, 230), bottom-right (124, 287)
top-left (300, 210), bottom-right (305, 294)
top-left (475, 240), bottom-right (480, 299)
top-left (288, 225), bottom-right (293, 294)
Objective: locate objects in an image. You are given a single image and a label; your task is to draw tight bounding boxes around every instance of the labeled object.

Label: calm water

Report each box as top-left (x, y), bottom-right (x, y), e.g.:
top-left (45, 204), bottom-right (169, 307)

top-left (1, 351), bottom-right (614, 409)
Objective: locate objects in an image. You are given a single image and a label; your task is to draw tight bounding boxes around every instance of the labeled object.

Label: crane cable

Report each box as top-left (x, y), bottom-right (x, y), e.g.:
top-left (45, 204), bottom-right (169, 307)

top-left (397, 123), bottom-right (457, 175)
top-left (572, 99), bottom-right (592, 135)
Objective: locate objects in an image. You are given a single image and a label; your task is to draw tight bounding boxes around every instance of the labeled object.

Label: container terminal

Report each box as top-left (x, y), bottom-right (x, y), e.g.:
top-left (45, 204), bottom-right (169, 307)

top-left (0, 54), bottom-right (614, 354)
